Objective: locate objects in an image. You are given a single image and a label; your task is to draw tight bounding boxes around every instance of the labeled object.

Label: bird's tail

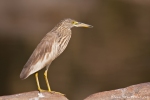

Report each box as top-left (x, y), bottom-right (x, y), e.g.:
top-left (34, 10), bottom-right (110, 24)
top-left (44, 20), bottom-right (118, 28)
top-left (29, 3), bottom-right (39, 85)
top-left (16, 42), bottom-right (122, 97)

top-left (20, 67), bottom-right (30, 79)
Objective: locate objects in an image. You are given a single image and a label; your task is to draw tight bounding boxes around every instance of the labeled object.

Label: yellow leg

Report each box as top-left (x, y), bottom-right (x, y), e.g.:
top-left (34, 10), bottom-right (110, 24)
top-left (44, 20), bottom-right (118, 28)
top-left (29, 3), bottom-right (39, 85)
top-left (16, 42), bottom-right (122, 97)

top-left (44, 70), bottom-right (64, 95)
top-left (35, 73), bottom-right (46, 92)
top-left (44, 70), bottom-right (51, 92)
top-left (35, 71), bottom-right (64, 95)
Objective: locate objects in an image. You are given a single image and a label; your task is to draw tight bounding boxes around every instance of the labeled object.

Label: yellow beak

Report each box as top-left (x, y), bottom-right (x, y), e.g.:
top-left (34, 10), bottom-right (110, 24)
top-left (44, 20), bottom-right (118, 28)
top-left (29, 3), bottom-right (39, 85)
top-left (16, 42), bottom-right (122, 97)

top-left (74, 22), bottom-right (93, 28)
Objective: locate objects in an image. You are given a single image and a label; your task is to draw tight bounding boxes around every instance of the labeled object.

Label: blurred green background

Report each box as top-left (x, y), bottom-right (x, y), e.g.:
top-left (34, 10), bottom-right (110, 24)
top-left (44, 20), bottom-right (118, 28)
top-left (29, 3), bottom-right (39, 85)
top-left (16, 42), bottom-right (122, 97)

top-left (0, 0), bottom-right (150, 100)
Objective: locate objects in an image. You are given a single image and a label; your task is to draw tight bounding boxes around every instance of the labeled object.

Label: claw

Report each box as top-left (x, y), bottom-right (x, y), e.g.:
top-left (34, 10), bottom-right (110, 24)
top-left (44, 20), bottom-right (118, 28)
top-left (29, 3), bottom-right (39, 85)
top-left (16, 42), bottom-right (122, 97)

top-left (39, 89), bottom-right (64, 95)
top-left (38, 89), bottom-right (47, 92)
top-left (50, 91), bottom-right (65, 95)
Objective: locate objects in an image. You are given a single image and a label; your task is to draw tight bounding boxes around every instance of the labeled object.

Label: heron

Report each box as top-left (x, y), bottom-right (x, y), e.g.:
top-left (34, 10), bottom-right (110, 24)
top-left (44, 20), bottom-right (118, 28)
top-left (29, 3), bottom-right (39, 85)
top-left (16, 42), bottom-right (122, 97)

top-left (20, 18), bottom-right (93, 93)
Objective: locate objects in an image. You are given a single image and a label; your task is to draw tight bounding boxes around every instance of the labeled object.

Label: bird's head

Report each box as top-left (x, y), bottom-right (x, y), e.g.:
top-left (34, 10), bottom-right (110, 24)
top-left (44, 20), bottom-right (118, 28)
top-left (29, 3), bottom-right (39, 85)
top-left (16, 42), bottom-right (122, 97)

top-left (61, 18), bottom-right (93, 29)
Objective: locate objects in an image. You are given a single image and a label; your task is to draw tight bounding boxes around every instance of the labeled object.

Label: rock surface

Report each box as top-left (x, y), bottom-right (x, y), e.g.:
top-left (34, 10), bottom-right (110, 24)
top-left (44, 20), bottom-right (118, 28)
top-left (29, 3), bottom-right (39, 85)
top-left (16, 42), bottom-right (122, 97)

top-left (0, 91), bottom-right (68, 100)
top-left (84, 82), bottom-right (150, 100)
top-left (1, 83), bottom-right (150, 100)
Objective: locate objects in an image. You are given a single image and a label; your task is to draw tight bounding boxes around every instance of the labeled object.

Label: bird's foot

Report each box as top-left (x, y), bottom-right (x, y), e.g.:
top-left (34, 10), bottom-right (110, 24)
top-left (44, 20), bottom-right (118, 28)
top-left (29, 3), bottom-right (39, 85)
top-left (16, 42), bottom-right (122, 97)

top-left (49, 91), bottom-right (65, 95)
top-left (39, 89), bottom-right (64, 95)
top-left (38, 88), bottom-right (48, 92)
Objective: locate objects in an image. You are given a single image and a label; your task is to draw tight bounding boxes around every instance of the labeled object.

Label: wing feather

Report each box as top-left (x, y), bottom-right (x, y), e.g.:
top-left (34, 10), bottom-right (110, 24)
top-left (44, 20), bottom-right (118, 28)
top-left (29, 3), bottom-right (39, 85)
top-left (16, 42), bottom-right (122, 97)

top-left (20, 34), bottom-right (55, 79)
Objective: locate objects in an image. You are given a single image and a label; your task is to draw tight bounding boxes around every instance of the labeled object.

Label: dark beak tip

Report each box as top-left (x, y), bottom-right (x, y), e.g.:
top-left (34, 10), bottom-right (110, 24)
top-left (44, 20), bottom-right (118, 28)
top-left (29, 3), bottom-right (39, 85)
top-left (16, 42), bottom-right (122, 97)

top-left (89, 25), bottom-right (93, 28)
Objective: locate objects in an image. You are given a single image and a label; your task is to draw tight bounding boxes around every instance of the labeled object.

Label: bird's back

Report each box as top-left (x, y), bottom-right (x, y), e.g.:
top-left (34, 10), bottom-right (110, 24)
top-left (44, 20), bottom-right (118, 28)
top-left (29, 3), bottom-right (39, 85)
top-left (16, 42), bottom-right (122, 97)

top-left (20, 34), bottom-right (55, 79)
top-left (20, 25), bottom-right (72, 79)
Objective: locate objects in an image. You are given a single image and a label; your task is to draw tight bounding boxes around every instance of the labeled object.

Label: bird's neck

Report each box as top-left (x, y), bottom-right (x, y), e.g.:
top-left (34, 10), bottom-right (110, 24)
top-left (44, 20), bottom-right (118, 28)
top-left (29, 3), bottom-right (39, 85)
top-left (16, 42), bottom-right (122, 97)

top-left (56, 26), bottom-right (71, 34)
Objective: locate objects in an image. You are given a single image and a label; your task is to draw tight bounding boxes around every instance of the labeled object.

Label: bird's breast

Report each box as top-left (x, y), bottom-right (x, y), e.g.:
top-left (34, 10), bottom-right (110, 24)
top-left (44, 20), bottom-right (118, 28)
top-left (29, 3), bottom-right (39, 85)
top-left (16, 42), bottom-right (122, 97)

top-left (55, 34), bottom-right (71, 57)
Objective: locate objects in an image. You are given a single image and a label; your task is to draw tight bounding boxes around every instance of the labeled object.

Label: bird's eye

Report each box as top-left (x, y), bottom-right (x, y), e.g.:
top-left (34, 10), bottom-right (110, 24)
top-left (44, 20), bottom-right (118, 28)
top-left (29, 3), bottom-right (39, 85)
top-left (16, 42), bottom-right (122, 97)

top-left (72, 21), bottom-right (78, 25)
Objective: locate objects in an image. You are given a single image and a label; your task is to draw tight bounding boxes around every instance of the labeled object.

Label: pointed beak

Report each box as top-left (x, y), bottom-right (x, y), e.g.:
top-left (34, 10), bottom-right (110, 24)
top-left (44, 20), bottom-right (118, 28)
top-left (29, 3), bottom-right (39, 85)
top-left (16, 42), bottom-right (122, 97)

top-left (74, 22), bottom-right (93, 28)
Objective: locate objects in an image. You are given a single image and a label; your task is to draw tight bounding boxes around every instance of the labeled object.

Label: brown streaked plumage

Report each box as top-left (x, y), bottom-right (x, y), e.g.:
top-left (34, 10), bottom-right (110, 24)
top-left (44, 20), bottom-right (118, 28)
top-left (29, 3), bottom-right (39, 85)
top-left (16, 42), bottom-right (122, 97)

top-left (20, 18), bottom-right (93, 93)
top-left (20, 34), bottom-right (54, 79)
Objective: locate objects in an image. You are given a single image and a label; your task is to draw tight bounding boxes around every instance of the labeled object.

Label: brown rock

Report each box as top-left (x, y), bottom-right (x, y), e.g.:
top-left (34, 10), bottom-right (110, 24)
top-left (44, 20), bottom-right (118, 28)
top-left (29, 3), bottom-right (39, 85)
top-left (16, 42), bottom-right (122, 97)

top-left (0, 91), bottom-right (68, 100)
top-left (84, 82), bottom-right (150, 100)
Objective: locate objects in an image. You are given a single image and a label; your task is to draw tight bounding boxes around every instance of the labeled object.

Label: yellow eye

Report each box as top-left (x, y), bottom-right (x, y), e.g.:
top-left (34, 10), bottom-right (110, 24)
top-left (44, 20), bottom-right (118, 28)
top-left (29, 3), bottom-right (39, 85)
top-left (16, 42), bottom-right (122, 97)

top-left (72, 21), bottom-right (78, 25)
